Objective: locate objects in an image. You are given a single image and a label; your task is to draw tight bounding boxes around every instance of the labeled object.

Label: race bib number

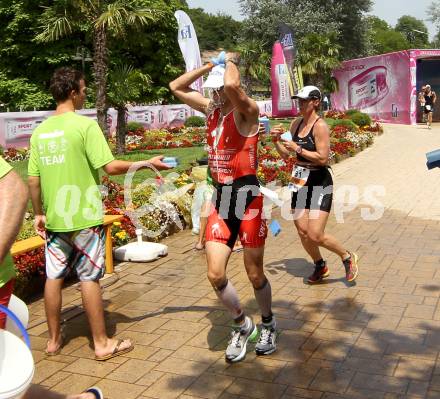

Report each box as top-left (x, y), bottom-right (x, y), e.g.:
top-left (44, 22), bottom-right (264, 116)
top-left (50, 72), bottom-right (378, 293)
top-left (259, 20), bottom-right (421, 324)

top-left (288, 165), bottom-right (310, 192)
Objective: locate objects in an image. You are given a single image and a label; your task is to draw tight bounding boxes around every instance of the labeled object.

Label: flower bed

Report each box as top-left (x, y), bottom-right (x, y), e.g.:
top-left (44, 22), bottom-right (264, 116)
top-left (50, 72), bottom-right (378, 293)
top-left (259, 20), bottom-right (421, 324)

top-left (110, 126), bottom-right (206, 152)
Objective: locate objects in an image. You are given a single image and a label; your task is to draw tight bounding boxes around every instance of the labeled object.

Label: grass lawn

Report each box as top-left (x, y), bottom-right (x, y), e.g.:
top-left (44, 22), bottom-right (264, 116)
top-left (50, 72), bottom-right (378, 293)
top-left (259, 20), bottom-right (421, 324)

top-left (12, 146), bottom-right (207, 187)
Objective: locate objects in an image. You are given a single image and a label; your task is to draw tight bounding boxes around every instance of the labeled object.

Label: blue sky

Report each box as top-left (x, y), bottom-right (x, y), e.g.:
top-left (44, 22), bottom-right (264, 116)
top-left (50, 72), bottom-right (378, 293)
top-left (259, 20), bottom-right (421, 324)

top-left (186, 0), bottom-right (438, 39)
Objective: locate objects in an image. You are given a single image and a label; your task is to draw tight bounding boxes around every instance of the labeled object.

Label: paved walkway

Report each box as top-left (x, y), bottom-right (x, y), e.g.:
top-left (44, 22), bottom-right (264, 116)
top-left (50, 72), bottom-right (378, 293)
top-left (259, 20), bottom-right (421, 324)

top-left (26, 123), bottom-right (440, 398)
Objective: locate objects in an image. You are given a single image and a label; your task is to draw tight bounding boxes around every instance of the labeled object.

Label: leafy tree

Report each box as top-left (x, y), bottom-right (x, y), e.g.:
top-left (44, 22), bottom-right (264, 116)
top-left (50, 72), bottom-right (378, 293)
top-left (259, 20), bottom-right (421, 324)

top-left (238, 0), bottom-right (341, 52)
top-left (428, 1), bottom-right (440, 46)
top-left (366, 16), bottom-right (410, 55)
top-left (0, 0), bottom-right (79, 110)
top-left (107, 64), bottom-right (151, 154)
top-left (187, 8), bottom-right (241, 51)
top-left (0, 73), bottom-right (53, 111)
top-left (298, 32), bottom-right (341, 92)
top-left (395, 16), bottom-right (429, 48)
top-left (108, 0), bottom-right (187, 104)
top-left (36, 0), bottom-right (162, 134)
top-left (336, 0), bottom-right (372, 59)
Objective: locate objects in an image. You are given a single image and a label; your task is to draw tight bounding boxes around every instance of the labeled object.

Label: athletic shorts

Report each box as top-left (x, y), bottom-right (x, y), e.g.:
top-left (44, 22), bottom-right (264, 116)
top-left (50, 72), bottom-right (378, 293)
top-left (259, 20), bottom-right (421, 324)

top-left (424, 106), bottom-right (434, 114)
top-left (206, 176), bottom-right (267, 249)
top-left (0, 279), bottom-right (14, 329)
top-left (45, 225), bottom-right (106, 282)
top-left (291, 167), bottom-right (333, 213)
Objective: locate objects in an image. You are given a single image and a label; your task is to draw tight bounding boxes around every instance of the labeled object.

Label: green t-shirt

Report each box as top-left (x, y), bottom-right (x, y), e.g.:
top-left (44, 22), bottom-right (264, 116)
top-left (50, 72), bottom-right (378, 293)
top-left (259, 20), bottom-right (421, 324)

top-left (0, 156), bottom-right (17, 287)
top-left (28, 112), bottom-right (114, 232)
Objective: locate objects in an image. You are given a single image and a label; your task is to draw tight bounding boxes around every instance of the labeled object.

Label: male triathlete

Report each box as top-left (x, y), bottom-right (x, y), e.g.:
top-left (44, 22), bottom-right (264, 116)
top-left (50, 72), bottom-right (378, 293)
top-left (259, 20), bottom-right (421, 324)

top-left (170, 52), bottom-right (277, 362)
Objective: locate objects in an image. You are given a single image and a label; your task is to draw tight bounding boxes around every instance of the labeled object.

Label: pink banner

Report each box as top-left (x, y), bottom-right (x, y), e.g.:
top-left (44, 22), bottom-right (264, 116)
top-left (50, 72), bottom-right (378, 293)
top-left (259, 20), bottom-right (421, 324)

top-left (0, 102), bottom-right (272, 148)
top-left (332, 50), bottom-right (412, 124)
top-left (271, 41), bottom-right (298, 118)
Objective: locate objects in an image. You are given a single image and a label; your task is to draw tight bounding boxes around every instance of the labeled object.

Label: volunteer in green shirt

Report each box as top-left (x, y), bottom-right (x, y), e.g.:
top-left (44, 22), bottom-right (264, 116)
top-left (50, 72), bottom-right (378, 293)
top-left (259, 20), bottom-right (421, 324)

top-left (0, 156), bottom-right (28, 328)
top-left (28, 67), bottom-right (171, 360)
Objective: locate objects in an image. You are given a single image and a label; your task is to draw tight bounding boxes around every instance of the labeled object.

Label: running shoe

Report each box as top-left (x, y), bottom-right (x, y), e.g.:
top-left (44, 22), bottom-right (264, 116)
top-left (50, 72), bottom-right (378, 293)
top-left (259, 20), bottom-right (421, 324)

top-left (307, 262), bottom-right (330, 284)
top-left (255, 320), bottom-right (278, 356)
top-left (343, 252), bottom-right (359, 282)
top-left (225, 316), bottom-right (258, 363)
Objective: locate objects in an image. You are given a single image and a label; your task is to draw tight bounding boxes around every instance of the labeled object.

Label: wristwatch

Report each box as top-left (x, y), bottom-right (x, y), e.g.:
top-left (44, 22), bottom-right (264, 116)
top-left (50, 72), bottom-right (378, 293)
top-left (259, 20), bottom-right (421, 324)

top-left (295, 145), bottom-right (303, 155)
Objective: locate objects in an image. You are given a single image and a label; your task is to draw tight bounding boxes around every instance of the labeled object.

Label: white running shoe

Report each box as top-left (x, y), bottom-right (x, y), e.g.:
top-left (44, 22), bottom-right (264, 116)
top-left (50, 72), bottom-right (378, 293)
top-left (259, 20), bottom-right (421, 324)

top-left (255, 320), bottom-right (278, 356)
top-left (225, 316), bottom-right (258, 363)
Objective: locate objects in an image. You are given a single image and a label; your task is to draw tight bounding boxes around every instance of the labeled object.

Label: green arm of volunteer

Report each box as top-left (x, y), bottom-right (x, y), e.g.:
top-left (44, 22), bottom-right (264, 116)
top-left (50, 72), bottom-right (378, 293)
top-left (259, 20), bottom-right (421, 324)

top-left (0, 170), bottom-right (28, 264)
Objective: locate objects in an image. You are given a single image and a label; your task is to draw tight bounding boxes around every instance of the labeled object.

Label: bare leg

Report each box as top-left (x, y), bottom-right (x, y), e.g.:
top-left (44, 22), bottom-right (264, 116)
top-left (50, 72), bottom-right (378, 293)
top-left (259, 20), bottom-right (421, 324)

top-left (80, 280), bottom-right (131, 358)
top-left (294, 210), bottom-right (323, 262)
top-left (307, 211), bottom-right (349, 259)
top-left (44, 278), bottom-right (64, 353)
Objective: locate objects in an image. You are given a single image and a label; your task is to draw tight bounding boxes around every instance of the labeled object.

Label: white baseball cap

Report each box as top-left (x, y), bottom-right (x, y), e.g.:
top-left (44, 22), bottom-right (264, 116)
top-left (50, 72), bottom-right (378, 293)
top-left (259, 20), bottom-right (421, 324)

top-left (292, 85), bottom-right (322, 100)
top-left (202, 65), bottom-right (225, 89)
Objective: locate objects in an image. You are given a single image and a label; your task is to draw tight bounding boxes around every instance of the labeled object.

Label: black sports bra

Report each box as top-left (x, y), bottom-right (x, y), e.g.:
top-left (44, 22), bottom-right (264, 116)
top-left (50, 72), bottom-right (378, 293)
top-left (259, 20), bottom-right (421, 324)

top-left (292, 117), bottom-right (320, 163)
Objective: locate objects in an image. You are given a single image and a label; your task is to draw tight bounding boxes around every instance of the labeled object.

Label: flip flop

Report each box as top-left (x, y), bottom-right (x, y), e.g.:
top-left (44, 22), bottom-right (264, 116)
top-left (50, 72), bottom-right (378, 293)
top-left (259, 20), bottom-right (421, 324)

top-left (84, 386), bottom-right (104, 399)
top-left (45, 336), bottom-right (64, 356)
top-left (95, 338), bottom-right (134, 361)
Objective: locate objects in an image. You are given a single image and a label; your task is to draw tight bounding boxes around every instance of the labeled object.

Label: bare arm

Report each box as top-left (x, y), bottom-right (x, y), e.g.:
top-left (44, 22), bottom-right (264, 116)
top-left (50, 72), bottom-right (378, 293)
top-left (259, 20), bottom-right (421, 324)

top-left (0, 170), bottom-right (28, 263)
top-left (169, 64), bottom-right (212, 114)
top-left (280, 119), bottom-right (330, 166)
top-left (223, 54), bottom-right (259, 121)
top-left (271, 120), bottom-right (296, 160)
top-left (103, 156), bottom-right (170, 175)
top-left (433, 92), bottom-right (437, 104)
top-left (28, 176), bottom-right (44, 215)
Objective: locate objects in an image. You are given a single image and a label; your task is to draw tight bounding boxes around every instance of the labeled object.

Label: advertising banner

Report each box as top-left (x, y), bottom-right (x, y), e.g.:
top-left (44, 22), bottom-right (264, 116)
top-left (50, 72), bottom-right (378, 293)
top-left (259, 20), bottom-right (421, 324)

top-left (174, 10), bottom-right (203, 93)
top-left (271, 41), bottom-right (298, 117)
top-left (332, 51), bottom-right (412, 124)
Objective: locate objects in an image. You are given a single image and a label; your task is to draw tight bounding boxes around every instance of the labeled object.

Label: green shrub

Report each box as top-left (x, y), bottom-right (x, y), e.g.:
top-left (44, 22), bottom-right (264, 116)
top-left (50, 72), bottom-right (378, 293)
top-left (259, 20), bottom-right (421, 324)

top-left (327, 118), bottom-right (358, 131)
top-left (184, 116), bottom-right (206, 127)
top-left (126, 121), bottom-right (144, 132)
top-left (349, 112), bottom-right (372, 127)
top-left (345, 109), bottom-right (359, 116)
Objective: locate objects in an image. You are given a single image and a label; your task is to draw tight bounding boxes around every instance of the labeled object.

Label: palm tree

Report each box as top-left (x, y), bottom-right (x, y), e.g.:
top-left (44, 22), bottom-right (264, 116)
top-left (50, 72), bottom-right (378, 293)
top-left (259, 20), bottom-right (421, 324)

top-left (107, 64), bottom-right (151, 154)
top-left (298, 32), bottom-right (341, 93)
top-left (36, 0), bottom-right (161, 135)
top-left (237, 39), bottom-right (271, 95)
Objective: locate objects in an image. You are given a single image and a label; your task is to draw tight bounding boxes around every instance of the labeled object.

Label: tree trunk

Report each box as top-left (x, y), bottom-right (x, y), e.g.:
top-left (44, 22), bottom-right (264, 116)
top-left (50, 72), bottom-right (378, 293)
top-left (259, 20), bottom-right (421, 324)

top-left (116, 106), bottom-right (127, 155)
top-left (93, 25), bottom-right (108, 136)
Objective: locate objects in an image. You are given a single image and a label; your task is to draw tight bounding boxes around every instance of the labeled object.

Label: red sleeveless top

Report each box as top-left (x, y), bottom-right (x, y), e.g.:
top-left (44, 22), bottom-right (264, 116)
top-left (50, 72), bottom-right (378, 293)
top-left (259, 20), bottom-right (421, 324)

top-left (206, 108), bottom-right (258, 184)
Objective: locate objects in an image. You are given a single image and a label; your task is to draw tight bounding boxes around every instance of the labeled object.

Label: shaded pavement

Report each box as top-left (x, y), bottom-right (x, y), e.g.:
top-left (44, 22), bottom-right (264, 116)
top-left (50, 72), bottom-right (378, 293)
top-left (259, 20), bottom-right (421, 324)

top-left (25, 123), bottom-right (440, 398)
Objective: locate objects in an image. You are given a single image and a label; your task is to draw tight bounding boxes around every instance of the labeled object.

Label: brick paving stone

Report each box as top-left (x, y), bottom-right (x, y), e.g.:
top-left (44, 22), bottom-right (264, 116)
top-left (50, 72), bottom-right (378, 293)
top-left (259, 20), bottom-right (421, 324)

top-left (142, 373), bottom-right (196, 399)
top-left (184, 373), bottom-right (235, 399)
top-left (24, 124), bottom-right (440, 398)
top-left (106, 359), bottom-right (157, 383)
top-left (94, 379), bottom-right (147, 399)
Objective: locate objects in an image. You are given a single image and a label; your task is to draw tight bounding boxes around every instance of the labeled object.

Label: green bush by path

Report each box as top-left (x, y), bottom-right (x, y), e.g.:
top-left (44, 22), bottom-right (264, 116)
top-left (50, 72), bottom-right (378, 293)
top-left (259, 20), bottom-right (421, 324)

top-left (184, 116), bottom-right (206, 127)
top-left (326, 118), bottom-right (359, 131)
top-left (126, 121), bottom-right (144, 132)
top-left (349, 112), bottom-right (372, 127)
